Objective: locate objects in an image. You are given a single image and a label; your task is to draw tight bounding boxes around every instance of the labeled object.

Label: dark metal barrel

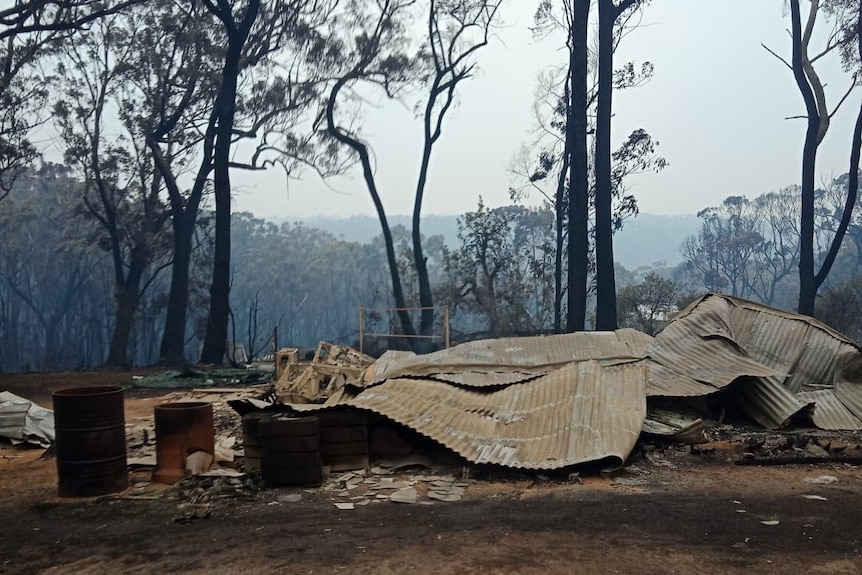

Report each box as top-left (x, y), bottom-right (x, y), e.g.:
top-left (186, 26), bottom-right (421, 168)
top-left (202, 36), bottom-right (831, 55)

top-left (52, 386), bottom-right (128, 497)
top-left (153, 402), bottom-right (214, 484)
top-left (241, 412), bottom-right (267, 472)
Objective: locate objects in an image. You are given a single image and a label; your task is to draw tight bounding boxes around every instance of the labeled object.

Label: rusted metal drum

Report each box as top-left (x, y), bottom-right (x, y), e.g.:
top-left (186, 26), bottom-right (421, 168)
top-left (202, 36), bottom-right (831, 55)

top-left (52, 386), bottom-right (128, 497)
top-left (153, 402), bottom-right (214, 484)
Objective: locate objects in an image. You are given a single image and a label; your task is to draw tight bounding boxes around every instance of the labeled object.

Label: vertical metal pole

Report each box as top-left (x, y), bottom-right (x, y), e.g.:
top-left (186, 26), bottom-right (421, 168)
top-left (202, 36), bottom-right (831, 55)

top-left (358, 307), bottom-right (364, 354)
top-left (444, 306), bottom-right (450, 349)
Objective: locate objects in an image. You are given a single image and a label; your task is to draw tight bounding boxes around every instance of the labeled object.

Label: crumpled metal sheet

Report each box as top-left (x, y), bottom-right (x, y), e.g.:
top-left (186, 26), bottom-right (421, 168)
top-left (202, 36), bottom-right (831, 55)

top-left (0, 391), bottom-right (55, 447)
top-left (797, 389), bottom-right (862, 430)
top-left (834, 380), bottom-right (862, 422)
top-left (362, 329), bottom-right (653, 386)
top-left (342, 361), bottom-right (647, 470)
top-left (735, 377), bottom-right (814, 429)
top-left (644, 294), bottom-right (862, 428)
top-left (646, 296), bottom-right (780, 394)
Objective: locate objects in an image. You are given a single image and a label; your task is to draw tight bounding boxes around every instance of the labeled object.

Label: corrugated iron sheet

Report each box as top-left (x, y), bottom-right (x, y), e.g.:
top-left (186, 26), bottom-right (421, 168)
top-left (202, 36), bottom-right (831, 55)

top-left (341, 360), bottom-right (646, 470)
top-left (834, 380), bottom-right (862, 421)
top-left (660, 294), bottom-right (860, 393)
top-left (363, 329), bottom-right (652, 385)
top-left (642, 360), bottom-right (720, 397)
top-left (292, 294), bottom-right (862, 472)
top-left (726, 299), bottom-right (858, 393)
top-left (735, 377), bottom-right (814, 429)
top-left (797, 389), bottom-right (862, 430)
top-left (645, 294), bottom-right (862, 429)
top-left (647, 298), bottom-right (778, 391)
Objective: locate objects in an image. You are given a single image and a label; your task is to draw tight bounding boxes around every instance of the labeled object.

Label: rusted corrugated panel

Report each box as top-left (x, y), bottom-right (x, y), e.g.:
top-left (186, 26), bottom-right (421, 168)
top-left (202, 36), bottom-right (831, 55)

top-left (736, 377), bottom-right (814, 429)
top-left (797, 389), bottom-right (862, 430)
top-left (364, 329), bottom-right (653, 385)
top-left (647, 310), bottom-right (778, 390)
top-left (342, 360), bottom-right (646, 470)
top-left (360, 350), bottom-right (416, 385)
top-left (642, 360), bottom-right (719, 397)
top-left (726, 298), bottom-right (859, 393)
top-left (648, 294), bottom-right (862, 396)
top-left (834, 381), bottom-right (862, 422)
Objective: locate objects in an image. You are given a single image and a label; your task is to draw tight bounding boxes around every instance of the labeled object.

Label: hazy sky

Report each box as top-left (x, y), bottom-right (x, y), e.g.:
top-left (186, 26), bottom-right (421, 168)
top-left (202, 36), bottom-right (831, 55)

top-left (231, 1), bottom-right (862, 220)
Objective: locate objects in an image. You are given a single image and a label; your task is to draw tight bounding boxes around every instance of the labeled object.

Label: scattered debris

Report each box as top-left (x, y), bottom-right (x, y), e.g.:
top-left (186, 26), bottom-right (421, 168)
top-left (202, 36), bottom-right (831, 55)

top-left (801, 495), bottom-right (828, 501)
top-left (276, 342), bottom-right (374, 403)
top-left (127, 368), bottom-right (271, 390)
top-left (761, 520), bottom-right (780, 526)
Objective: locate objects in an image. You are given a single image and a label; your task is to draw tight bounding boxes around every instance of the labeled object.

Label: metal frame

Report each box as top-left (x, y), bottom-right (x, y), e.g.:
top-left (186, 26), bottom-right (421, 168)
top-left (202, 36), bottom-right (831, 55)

top-left (358, 306), bottom-right (450, 354)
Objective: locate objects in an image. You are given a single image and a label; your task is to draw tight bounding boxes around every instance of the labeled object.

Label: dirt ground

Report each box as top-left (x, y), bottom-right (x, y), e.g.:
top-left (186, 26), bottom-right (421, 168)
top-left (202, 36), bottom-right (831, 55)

top-left (2, 371), bottom-right (862, 575)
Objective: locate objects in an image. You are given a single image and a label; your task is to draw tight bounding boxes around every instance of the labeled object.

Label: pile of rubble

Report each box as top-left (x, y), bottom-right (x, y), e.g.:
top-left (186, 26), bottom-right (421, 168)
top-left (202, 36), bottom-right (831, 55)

top-left (275, 342), bottom-right (374, 403)
top-left (126, 386), bottom-right (269, 473)
top-left (322, 467), bottom-right (470, 508)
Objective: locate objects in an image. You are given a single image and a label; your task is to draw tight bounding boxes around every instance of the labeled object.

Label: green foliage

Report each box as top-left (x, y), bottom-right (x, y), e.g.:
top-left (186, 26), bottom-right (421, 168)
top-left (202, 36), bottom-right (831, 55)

top-left (616, 272), bottom-right (679, 335)
top-left (816, 276), bottom-right (862, 342)
top-left (440, 198), bottom-right (555, 337)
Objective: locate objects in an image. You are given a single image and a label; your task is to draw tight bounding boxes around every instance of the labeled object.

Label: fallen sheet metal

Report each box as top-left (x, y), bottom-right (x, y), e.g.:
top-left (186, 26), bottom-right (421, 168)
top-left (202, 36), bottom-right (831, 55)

top-left (796, 389), bottom-right (862, 430)
top-left (362, 329), bottom-right (653, 386)
top-left (341, 360), bottom-right (647, 470)
top-left (735, 377), bottom-right (814, 429)
top-left (833, 380), bottom-right (862, 422)
top-left (646, 296), bottom-right (780, 393)
top-left (0, 391), bottom-right (55, 447)
top-left (644, 294), bottom-right (862, 429)
top-left (642, 408), bottom-right (706, 444)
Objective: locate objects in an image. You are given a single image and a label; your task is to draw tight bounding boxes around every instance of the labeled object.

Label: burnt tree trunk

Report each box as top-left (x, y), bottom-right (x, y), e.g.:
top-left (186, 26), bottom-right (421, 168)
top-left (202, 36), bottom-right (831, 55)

top-left (105, 249), bottom-right (146, 367)
top-left (813, 2), bottom-right (862, 294)
top-left (159, 211), bottom-right (194, 364)
top-left (326, 73), bottom-right (417, 344)
top-left (594, 0), bottom-right (617, 331)
top-left (789, 0), bottom-right (822, 316)
top-left (566, 0), bottom-right (590, 332)
top-left (413, 146), bottom-right (435, 351)
top-left (153, 117), bottom-right (212, 366)
top-left (200, 0), bottom-right (260, 364)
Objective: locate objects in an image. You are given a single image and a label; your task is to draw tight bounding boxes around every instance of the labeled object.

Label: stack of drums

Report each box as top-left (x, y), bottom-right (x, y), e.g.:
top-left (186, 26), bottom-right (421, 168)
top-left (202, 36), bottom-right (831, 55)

top-left (241, 412), bottom-right (267, 472)
top-left (258, 415), bottom-right (322, 486)
top-left (319, 410), bottom-right (369, 471)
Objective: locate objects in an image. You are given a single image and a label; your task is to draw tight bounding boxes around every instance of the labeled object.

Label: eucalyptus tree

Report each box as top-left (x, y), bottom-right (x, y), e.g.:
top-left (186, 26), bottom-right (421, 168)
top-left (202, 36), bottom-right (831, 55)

top-left (53, 14), bottom-right (173, 367)
top-left (766, 0), bottom-right (861, 314)
top-left (323, 0), bottom-right (501, 351)
top-left (0, 164), bottom-right (110, 371)
top-left (0, 0), bottom-right (147, 200)
top-left (593, 0), bottom-right (646, 329)
top-left (198, 0), bottom-right (342, 364)
top-left (522, 0), bottom-right (661, 332)
top-left (440, 199), bottom-right (556, 338)
top-left (682, 196), bottom-right (764, 299)
top-left (119, 0), bottom-right (223, 365)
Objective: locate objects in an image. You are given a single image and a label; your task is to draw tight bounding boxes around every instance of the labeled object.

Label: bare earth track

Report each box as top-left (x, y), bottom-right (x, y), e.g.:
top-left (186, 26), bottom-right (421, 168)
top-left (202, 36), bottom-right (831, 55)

top-left (1, 371), bottom-right (861, 575)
